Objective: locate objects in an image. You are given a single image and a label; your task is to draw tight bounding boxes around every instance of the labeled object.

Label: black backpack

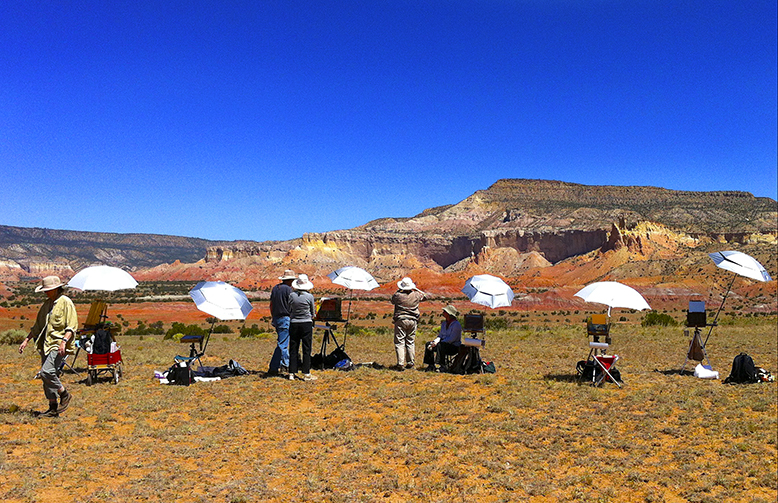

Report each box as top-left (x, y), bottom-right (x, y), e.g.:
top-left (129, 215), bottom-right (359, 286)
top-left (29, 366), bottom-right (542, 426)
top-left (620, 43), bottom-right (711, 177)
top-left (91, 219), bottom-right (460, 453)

top-left (724, 352), bottom-right (758, 384)
top-left (167, 362), bottom-right (194, 386)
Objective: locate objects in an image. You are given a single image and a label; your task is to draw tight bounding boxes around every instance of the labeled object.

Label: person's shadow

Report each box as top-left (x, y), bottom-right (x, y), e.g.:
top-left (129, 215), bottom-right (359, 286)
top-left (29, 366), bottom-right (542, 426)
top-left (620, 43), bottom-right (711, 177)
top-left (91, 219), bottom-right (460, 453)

top-left (0, 406), bottom-right (40, 417)
top-left (543, 373), bottom-right (579, 383)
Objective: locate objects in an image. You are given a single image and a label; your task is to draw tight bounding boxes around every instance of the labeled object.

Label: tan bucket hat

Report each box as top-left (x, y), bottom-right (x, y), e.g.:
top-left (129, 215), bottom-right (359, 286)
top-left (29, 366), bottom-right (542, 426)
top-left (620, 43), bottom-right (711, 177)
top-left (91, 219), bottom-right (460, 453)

top-left (278, 269), bottom-right (297, 281)
top-left (442, 305), bottom-right (459, 317)
top-left (292, 274), bottom-right (314, 290)
top-left (35, 275), bottom-right (67, 292)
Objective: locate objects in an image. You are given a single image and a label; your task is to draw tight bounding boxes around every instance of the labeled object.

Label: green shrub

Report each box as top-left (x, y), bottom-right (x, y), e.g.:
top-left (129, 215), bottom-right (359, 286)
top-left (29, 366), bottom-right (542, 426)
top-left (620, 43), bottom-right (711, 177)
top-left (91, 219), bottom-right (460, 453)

top-left (641, 312), bottom-right (678, 327)
top-left (485, 317), bottom-right (510, 330)
top-left (239, 324), bottom-right (269, 338)
top-left (165, 322), bottom-right (207, 339)
top-left (0, 329), bottom-right (27, 345)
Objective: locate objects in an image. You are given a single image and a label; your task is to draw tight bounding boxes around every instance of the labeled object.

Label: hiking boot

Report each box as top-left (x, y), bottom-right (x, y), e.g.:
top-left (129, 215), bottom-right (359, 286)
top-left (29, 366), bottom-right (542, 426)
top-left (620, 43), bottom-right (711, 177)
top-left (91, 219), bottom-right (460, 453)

top-left (57, 390), bottom-right (71, 413)
top-left (279, 365), bottom-right (289, 374)
top-left (405, 363), bottom-right (415, 370)
top-left (302, 373), bottom-right (318, 381)
top-left (38, 402), bottom-right (59, 418)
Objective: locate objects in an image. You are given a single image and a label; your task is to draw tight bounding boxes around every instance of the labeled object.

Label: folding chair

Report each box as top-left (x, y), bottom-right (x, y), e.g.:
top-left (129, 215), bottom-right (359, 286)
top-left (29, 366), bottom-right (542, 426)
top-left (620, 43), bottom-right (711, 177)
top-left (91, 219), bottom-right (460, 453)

top-left (175, 332), bottom-right (211, 372)
top-left (579, 314), bottom-right (621, 387)
top-left (680, 301), bottom-right (712, 374)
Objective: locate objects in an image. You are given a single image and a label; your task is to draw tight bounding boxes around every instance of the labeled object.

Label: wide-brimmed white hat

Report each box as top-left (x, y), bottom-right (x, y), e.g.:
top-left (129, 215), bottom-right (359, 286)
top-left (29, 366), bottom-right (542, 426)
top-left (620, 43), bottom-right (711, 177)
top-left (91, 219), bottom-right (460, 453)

top-left (292, 274), bottom-right (313, 290)
top-left (442, 305), bottom-right (459, 317)
top-left (397, 277), bottom-right (416, 291)
top-left (278, 269), bottom-right (297, 281)
top-left (35, 275), bottom-right (67, 292)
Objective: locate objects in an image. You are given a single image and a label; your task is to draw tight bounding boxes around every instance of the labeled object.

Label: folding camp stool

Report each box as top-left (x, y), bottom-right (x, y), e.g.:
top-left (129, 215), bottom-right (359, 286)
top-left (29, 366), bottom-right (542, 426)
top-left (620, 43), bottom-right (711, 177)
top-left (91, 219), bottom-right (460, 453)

top-left (175, 332), bottom-right (211, 372)
top-left (578, 314), bottom-right (621, 387)
top-left (591, 349), bottom-right (621, 388)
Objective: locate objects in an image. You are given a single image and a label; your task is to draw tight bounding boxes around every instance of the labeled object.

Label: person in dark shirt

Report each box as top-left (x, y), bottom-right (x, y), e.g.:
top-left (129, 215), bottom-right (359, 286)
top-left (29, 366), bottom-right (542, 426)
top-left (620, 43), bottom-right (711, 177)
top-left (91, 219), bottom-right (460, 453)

top-left (267, 270), bottom-right (296, 375)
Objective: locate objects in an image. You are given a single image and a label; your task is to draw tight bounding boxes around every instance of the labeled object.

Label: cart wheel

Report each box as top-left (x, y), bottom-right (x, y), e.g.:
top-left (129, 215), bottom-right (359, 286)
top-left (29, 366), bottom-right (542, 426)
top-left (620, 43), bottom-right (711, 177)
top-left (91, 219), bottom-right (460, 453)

top-left (87, 371), bottom-right (93, 386)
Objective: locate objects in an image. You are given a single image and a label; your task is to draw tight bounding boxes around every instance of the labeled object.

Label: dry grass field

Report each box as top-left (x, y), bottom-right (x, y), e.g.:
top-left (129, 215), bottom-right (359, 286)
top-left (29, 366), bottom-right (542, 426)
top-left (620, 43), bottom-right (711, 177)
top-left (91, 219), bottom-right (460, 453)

top-left (1, 314), bottom-right (776, 503)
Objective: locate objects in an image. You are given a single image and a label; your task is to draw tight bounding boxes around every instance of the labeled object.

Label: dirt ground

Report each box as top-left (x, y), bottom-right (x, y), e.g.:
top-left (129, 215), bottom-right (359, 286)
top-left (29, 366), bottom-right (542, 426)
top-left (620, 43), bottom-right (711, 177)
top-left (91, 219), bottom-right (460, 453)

top-left (1, 309), bottom-right (776, 503)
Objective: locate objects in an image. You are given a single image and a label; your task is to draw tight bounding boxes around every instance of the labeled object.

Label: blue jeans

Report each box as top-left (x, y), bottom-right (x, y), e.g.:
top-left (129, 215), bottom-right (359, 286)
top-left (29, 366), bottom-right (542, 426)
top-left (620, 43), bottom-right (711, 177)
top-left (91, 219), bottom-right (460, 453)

top-left (269, 316), bottom-right (290, 371)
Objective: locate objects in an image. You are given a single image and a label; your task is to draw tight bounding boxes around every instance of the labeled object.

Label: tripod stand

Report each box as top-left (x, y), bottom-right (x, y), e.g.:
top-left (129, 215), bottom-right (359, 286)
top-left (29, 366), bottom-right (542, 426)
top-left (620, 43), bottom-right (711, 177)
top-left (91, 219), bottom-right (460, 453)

top-left (313, 322), bottom-right (346, 369)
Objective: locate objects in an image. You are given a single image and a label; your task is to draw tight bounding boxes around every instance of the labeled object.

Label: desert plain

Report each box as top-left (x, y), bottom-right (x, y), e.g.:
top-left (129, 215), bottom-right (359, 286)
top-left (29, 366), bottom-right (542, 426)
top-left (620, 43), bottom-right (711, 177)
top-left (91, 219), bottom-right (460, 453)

top-left (1, 297), bottom-right (776, 503)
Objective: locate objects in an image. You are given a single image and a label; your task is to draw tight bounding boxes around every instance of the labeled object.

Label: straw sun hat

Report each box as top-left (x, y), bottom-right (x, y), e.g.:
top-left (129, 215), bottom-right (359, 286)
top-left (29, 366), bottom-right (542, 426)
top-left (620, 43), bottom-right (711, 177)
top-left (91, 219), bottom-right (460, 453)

top-left (292, 274), bottom-right (314, 290)
top-left (35, 275), bottom-right (67, 292)
top-left (278, 269), bottom-right (297, 281)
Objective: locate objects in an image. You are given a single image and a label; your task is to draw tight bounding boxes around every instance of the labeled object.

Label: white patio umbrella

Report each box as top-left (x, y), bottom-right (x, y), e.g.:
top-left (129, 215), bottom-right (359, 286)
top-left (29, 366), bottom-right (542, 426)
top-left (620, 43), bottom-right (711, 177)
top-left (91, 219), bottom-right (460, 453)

top-left (574, 281), bottom-right (651, 316)
top-left (328, 266), bottom-right (380, 291)
top-left (462, 274), bottom-right (514, 309)
top-left (189, 281), bottom-right (253, 321)
top-left (327, 266), bottom-right (379, 345)
top-left (704, 251), bottom-right (772, 346)
top-left (68, 265), bottom-right (138, 292)
top-left (709, 251), bottom-right (772, 283)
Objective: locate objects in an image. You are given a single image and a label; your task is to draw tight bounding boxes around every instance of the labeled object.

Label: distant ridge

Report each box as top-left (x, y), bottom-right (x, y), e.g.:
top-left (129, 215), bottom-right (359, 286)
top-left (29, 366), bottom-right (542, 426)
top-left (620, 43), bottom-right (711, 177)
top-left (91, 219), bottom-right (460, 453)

top-left (1, 179), bottom-right (776, 281)
top-left (0, 224), bottom-right (223, 273)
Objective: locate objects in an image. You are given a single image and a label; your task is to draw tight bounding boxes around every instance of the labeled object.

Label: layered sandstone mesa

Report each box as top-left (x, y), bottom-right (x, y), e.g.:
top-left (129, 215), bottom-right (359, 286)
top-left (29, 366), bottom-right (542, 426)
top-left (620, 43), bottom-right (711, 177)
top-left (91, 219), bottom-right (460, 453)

top-left (201, 179), bottom-right (777, 280)
top-left (1, 179), bottom-right (775, 283)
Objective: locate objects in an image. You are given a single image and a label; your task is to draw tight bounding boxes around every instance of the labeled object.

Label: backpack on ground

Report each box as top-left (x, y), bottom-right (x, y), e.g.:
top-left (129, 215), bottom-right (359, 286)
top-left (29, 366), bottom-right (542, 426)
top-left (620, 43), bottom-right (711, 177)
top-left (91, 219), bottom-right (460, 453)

top-left (167, 361), bottom-right (194, 386)
top-left (724, 352), bottom-right (758, 384)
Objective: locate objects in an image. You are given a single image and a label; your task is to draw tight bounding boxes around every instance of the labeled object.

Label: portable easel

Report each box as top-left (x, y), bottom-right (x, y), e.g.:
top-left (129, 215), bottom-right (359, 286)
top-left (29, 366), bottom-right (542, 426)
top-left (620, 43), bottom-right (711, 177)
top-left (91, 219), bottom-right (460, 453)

top-left (680, 300), bottom-right (713, 374)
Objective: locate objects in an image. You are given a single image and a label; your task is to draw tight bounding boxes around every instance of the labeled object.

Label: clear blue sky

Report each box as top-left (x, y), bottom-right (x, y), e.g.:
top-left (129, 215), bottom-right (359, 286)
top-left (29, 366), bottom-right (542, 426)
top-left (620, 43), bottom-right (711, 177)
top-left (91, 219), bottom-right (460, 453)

top-left (2, 1), bottom-right (776, 242)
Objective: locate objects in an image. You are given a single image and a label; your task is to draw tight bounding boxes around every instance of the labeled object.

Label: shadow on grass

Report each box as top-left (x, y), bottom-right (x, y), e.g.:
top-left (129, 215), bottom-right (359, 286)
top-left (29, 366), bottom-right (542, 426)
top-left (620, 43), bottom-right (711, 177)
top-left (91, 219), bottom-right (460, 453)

top-left (543, 373), bottom-right (580, 383)
top-left (0, 406), bottom-right (41, 417)
top-left (653, 368), bottom-right (694, 376)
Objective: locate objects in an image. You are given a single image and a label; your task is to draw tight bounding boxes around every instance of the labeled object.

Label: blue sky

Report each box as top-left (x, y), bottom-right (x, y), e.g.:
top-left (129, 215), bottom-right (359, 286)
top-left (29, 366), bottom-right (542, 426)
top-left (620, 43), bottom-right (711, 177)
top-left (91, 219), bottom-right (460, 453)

top-left (2, 1), bottom-right (776, 242)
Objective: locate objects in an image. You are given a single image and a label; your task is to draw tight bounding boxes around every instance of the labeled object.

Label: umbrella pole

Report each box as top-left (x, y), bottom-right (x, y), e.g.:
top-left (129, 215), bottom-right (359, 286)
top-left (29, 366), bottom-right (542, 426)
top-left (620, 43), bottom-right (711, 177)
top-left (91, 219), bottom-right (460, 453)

top-left (703, 273), bottom-right (736, 347)
top-left (343, 289), bottom-right (353, 348)
top-left (197, 320), bottom-right (216, 371)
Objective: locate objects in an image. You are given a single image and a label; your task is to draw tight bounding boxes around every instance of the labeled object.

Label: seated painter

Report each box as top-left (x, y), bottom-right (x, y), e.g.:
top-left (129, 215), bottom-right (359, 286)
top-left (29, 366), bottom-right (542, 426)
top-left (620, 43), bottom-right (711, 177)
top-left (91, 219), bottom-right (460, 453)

top-left (423, 305), bottom-right (462, 371)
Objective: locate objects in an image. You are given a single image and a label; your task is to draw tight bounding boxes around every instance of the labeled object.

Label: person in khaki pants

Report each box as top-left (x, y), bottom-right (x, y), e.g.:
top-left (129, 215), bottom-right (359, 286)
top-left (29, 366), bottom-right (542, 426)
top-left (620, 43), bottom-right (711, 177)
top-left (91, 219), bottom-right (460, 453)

top-left (391, 277), bottom-right (426, 370)
top-left (19, 276), bottom-right (78, 418)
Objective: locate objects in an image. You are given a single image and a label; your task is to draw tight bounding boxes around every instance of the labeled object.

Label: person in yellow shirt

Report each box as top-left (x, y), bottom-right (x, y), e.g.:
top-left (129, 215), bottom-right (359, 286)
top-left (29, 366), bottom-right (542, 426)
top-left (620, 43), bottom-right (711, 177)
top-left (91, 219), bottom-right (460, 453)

top-left (19, 276), bottom-right (79, 418)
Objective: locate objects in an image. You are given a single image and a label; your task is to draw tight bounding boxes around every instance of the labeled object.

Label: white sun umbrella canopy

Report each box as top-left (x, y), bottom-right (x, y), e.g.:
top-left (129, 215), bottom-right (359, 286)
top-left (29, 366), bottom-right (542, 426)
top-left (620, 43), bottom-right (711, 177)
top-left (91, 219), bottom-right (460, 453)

top-left (574, 281), bottom-right (651, 316)
top-left (189, 281), bottom-right (253, 321)
top-left (67, 265), bottom-right (138, 291)
top-left (709, 251), bottom-right (772, 283)
top-left (462, 274), bottom-right (515, 309)
top-left (327, 266), bottom-right (379, 291)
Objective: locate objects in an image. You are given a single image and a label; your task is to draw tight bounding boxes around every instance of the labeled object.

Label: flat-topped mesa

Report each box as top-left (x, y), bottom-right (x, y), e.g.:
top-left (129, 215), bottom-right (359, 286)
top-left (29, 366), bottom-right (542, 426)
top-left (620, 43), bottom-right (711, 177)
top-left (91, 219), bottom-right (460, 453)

top-left (473, 179), bottom-right (777, 234)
